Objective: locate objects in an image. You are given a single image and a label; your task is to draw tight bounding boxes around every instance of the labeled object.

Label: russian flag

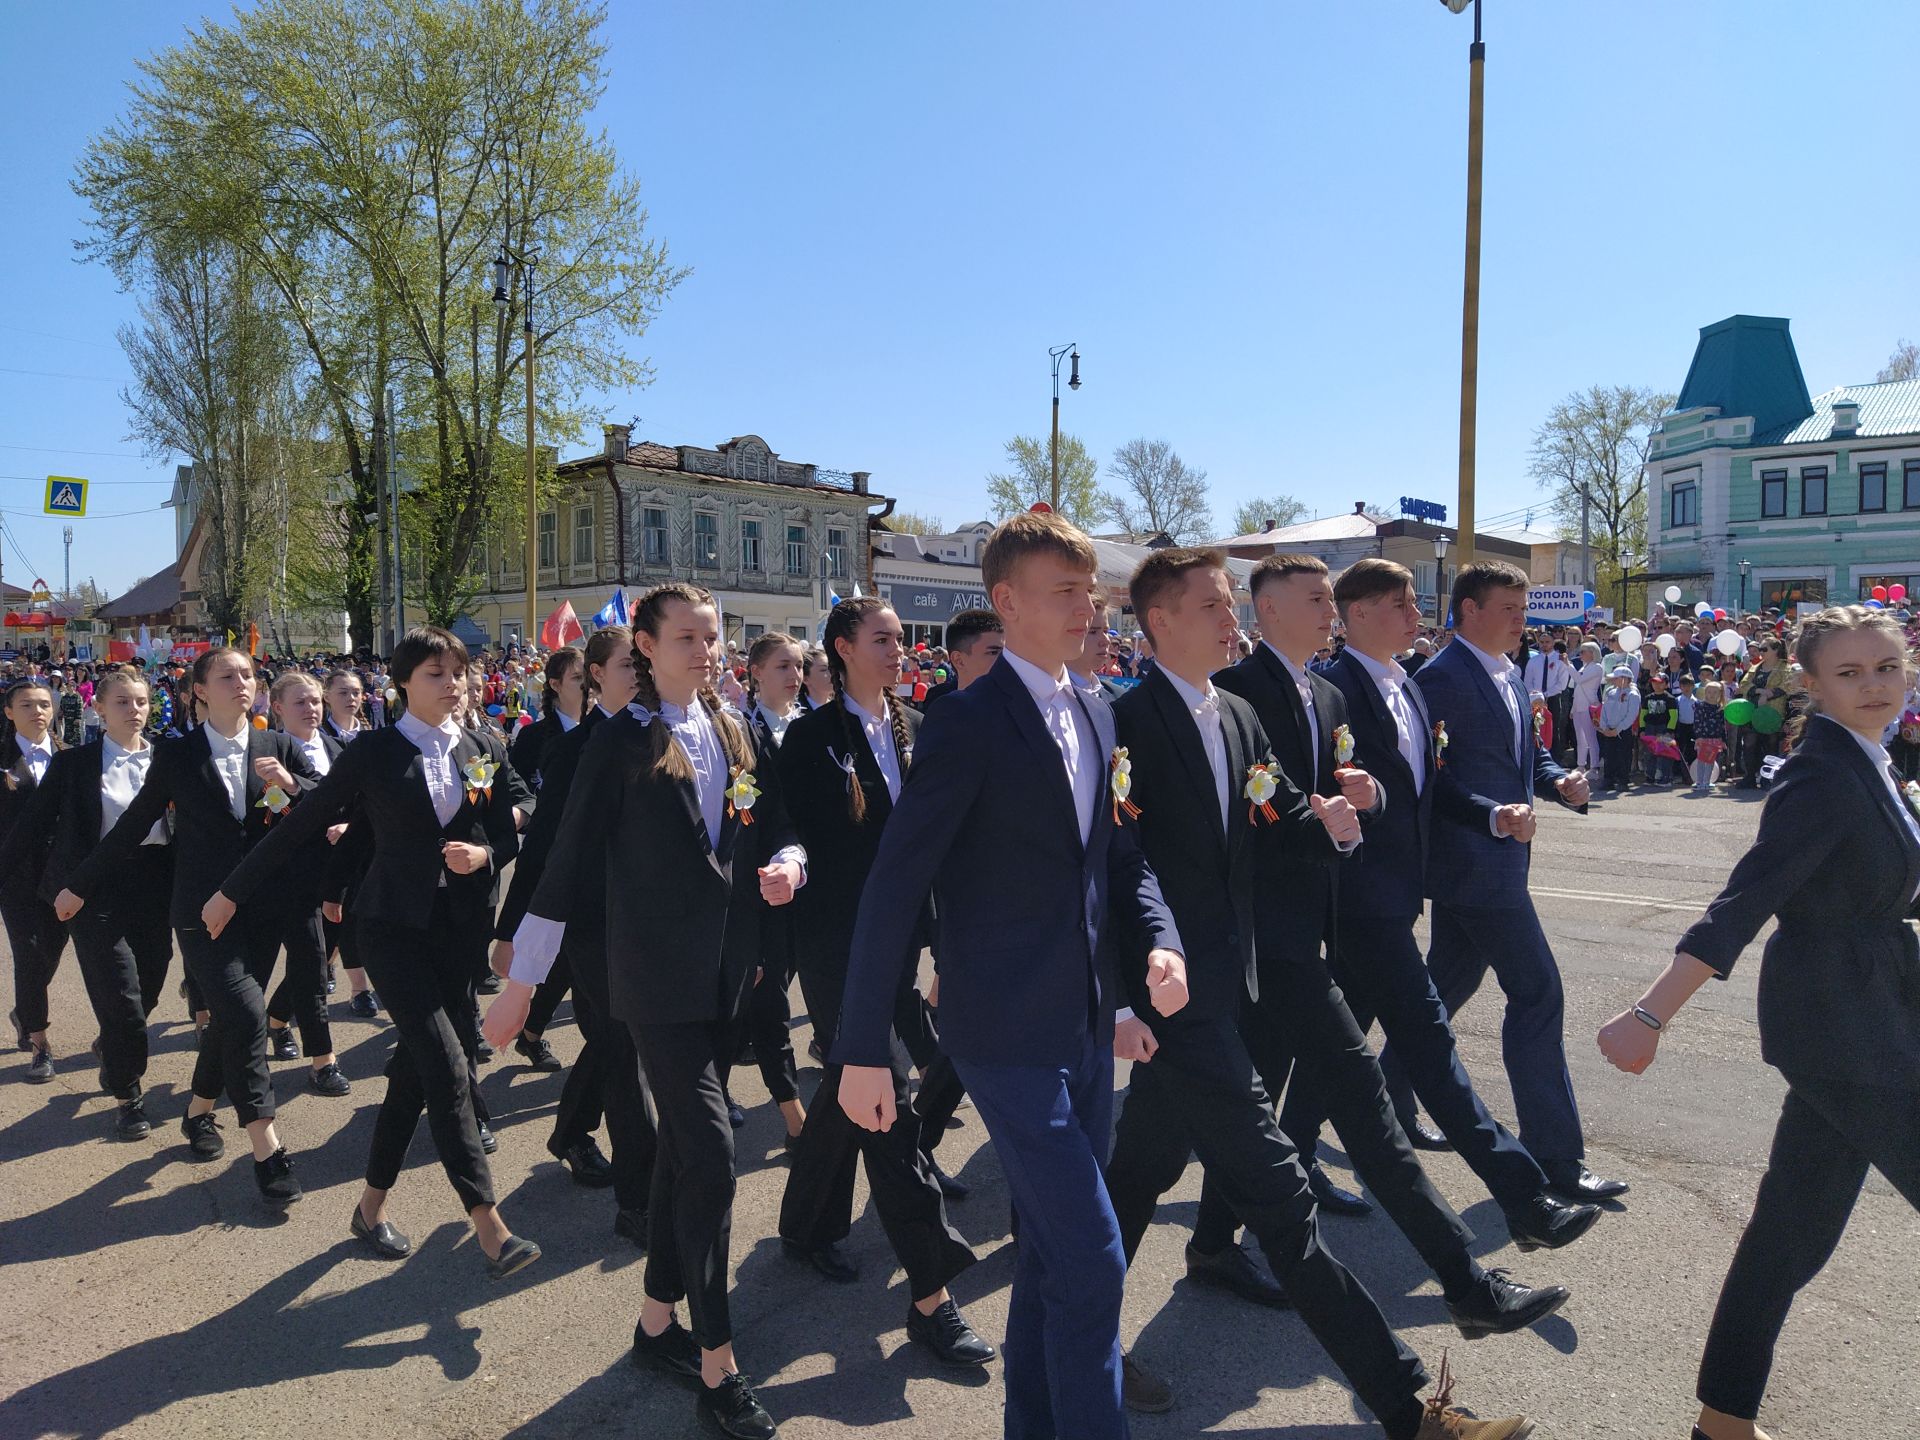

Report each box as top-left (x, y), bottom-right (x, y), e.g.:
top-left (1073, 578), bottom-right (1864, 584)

top-left (594, 588), bottom-right (630, 628)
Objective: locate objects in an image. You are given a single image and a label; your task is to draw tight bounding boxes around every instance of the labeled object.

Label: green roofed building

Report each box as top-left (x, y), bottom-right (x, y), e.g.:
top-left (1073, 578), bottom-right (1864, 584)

top-left (1647, 315), bottom-right (1920, 615)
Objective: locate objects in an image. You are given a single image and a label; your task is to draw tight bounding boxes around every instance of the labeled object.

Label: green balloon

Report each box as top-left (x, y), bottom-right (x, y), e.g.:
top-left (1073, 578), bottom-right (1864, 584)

top-left (1722, 698), bottom-right (1755, 726)
top-left (1750, 705), bottom-right (1784, 734)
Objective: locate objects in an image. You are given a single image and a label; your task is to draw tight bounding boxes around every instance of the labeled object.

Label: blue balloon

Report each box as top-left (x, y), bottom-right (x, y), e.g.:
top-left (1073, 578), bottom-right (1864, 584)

top-left (1866, 599), bottom-right (1886, 609)
top-left (1582, 590), bottom-right (1596, 610)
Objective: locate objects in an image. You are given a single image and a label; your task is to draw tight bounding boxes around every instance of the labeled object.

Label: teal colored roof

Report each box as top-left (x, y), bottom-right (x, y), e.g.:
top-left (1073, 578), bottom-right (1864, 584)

top-left (1761, 379), bottom-right (1920, 446)
top-left (1674, 315), bottom-right (1813, 439)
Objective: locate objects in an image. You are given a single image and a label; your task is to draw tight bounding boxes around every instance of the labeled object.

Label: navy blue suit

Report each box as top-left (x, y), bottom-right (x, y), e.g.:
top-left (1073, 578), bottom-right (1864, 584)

top-left (836, 656), bottom-right (1180, 1440)
top-left (1382, 637), bottom-right (1587, 1166)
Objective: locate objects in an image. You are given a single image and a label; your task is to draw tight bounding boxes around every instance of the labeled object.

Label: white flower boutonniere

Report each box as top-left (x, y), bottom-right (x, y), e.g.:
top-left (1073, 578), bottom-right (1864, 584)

top-left (1244, 760), bottom-right (1281, 825)
top-left (461, 753), bottom-right (499, 804)
top-left (1109, 747), bottom-right (1142, 824)
top-left (255, 784), bottom-right (292, 826)
top-left (1433, 721), bottom-right (1449, 768)
top-left (726, 765), bottom-right (762, 826)
top-left (1903, 779), bottom-right (1920, 813)
top-left (1332, 723), bottom-right (1355, 768)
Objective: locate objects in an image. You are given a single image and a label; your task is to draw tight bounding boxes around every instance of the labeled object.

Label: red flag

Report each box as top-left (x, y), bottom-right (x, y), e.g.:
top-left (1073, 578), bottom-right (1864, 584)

top-left (540, 600), bottom-right (584, 650)
top-left (246, 622), bottom-right (261, 658)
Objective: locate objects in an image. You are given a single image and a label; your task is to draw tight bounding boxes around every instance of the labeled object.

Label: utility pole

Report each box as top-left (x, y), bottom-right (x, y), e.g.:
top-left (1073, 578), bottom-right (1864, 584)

top-left (63, 526), bottom-right (73, 604)
top-left (1450, 0), bottom-right (1486, 569)
top-left (373, 393), bottom-right (392, 654)
top-left (389, 387), bottom-right (405, 641)
top-left (1578, 482), bottom-right (1592, 598)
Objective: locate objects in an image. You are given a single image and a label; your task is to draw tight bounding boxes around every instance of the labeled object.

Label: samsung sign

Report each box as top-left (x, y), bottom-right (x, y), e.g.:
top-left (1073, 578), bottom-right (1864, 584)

top-left (1526, 587), bottom-right (1589, 623)
top-left (1399, 497), bottom-right (1448, 523)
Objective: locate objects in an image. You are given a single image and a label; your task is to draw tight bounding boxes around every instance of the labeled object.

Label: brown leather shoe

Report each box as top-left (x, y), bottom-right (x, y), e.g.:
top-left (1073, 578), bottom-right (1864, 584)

top-left (1412, 1353), bottom-right (1534, 1439)
top-left (1121, 1350), bottom-right (1173, 1414)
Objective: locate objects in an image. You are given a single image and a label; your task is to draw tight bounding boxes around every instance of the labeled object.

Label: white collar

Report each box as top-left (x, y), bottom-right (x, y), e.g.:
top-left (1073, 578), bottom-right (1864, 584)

top-left (1830, 714), bottom-right (1893, 771)
top-left (103, 733), bottom-right (148, 761)
top-left (202, 718), bottom-right (250, 751)
top-left (1002, 648), bottom-right (1074, 706)
top-left (556, 708), bottom-right (579, 732)
top-left (1261, 639), bottom-right (1313, 688)
top-left (843, 692), bottom-right (889, 730)
top-left (1346, 644), bottom-right (1409, 686)
top-left (18, 734), bottom-right (51, 756)
top-left (395, 709), bottom-right (461, 749)
top-left (1454, 634), bottom-right (1517, 679)
top-left (1159, 665), bottom-right (1218, 718)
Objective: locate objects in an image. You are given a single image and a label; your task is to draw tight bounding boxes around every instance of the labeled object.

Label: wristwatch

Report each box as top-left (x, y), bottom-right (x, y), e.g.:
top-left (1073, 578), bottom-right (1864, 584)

top-left (1631, 1005), bottom-right (1664, 1032)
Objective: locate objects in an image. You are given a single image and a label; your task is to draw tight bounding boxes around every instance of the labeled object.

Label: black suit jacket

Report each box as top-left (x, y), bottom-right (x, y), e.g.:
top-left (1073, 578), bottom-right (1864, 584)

top-left (0, 735), bottom-right (61, 905)
top-left (0, 740), bottom-right (179, 905)
top-left (1680, 716), bottom-right (1920, 1091)
top-left (508, 709), bottom-right (568, 792)
top-left (1112, 670), bottom-right (1334, 1029)
top-left (528, 706), bottom-right (797, 1029)
top-left (219, 724), bottom-right (518, 928)
top-left (69, 725), bottom-right (321, 927)
top-left (495, 705), bottom-right (607, 941)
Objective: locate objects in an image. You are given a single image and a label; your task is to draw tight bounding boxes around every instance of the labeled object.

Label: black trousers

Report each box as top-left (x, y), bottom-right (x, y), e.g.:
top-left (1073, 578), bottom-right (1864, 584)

top-left (1104, 1018), bottom-right (1428, 1433)
top-left (359, 895), bottom-right (495, 1212)
top-left (1281, 915), bottom-right (1548, 1213)
top-left (1601, 729), bottom-right (1636, 790)
top-left (180, 906), bottom-right (286, 1124)
top-left (914, 1053), bottom-right (968, 1158)
top-left (632, 1015), bottom-right (738, 1349)
top-left (265, 902), bottom-right (333, 1058)
top-left (552, 938), bottom-right (657, 1213)
top-left (69, 845), bottom-right (173, 1098)
top-left (893, 982), bottom-right (941, 1074)
top-left (1194, 959), bottom-right (1477, 1298)
top-left (4, 890), bottom-right (70, 1036)
top-left (1547, 689), bottom-right (1575, 763)
top-left (778, 982), bottom-right (975, 1300)
top-left (723, 954), bottom-right (799, 1105)
top-left (527, 950), bottom-right (572, 1036)
top-left (1696, 1073), bottom-right (1920, 1419)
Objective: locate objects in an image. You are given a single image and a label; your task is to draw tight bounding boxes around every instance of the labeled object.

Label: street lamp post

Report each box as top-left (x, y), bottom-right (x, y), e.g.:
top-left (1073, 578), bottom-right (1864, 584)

top-left (1433, 530), bottom-right (1452, 621)
top-left (1442, 0), bottom-right (1484, 569)
top-left (1048, 343), bottom-right (1080, 513)
top-left (494, 245), bottom-right (540, 647)
top-left (1738, 558), bottom-right (1751, 616)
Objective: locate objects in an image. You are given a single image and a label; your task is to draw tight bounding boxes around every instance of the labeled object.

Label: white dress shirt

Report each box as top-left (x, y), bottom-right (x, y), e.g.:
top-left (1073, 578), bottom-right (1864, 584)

top-left (17, 735), bottom-right (53, 786)
top-left (556, 708), bottom-right (578, 733)
top-left (396, 709), bottom-right (464, 827)
top-left (843, 694), bottom-right (903, 802)
top-left (1836, 716), bottom-right (1920, 857)
top-left (203, 719), bottom-right (252, 821)
top-left (1264, 643), bottom-right (1321, 790)
top-left (753, 701), bottom-right (797, 749)
top-left (1453, 635), bottom-right (1527, 765)
top-left (1524, 650), bottom-right (1571, 698)
top-left (1159, 666), bottom-right (1230, 832)
top-left (1003, 648), bottom-right (1097, 845)
top-left (291, 731), bottom-right (332, 780)
top-left (101, 735), bottom-right (168, 844)
top-left (1349, 645), bottom-right (1426, 794)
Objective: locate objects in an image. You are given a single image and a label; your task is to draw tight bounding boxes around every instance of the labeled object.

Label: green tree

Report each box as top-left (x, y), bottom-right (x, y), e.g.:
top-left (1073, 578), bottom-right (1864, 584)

top-left (986, 433), bottom-right (1104, 531)
top-left (1103, 438), bottom-right (1212, 543)
top-left (1226, 494), bottom-right (1308, 537)
top-left (888, 510), bottom-right (946, 537)
top-left (1527, 384), bottom-right (1673, 589)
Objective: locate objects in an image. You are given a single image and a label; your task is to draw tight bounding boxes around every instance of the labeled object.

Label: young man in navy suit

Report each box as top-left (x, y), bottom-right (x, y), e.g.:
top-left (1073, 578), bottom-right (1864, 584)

top-left (1383, 560), bottom-right (1626, 1203)
top-left (1279, 558), bottom-right (1602, 1251)
top-left (837, 511), bottom-right (1188, 1440)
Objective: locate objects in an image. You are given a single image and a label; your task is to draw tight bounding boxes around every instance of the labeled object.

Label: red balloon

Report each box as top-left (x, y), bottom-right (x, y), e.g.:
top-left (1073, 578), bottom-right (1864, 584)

top-left (1893, 584), bottom-right (1909, 602)
top-left (1714, 608), bottom-right (1727, 620)
top-left (1873, 585), bottom-right (1889, 602)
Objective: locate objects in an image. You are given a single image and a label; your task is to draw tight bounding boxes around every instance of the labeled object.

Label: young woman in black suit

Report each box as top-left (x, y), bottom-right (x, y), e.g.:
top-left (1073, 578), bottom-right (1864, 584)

top-left (1599, 604), bottom-right (1920, 1440)
top-left (260, 671), bottom-right (351, 1097)
top-left (321, 667), bottom-right (369, 744)
top-left (317, 667), bottom-right (382, 1015)
top-left (508, 645), bottom-right (584, 792)
top-left (56, 649), bottom-right (319, 1204)
top-left (0, 669), bottom-right (170, 1132)
top-left (485, 583), bottom-right (803, 1440)
top-left (774, 597), bottom-right (988, 1366)
top-left (2, 678), bottom-right (70, 1083)
top-left (207, 626), bottom-right (536, 1277)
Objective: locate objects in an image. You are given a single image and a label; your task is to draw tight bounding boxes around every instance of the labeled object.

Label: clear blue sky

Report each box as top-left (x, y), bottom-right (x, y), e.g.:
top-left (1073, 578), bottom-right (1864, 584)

top-left (3, 0), bottom-right (1917, 597)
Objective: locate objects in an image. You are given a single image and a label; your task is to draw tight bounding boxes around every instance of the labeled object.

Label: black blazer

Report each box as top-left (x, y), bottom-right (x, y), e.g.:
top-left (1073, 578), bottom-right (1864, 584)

top-left (508, 708), bottom-right (568, 792)
top-left (68, 725), bottom-right (322, 927)
top-left (778, 698), bottom-right (928, 1015)
top-left (1679, 716), bottom-right (1920, 1091)
top-left (0, 734), bottom-right (62, 904)
top-left (0, 739), bottom-right (179, 905)
top-left (219, 724), bottom-right (520, 928)
top-left (1112, 670), bottom-right (1334, 1029)
top-left (528, 705), bottom-right (797, 1029)
top-left (279, 730), bottom-right (345, 906)
top-left (495, 705), bottom-right (607, 942)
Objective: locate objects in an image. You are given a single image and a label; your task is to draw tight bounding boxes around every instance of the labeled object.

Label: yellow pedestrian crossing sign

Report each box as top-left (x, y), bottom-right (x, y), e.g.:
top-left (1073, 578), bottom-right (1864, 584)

top-left (44, 476), bottom-right (87, 517)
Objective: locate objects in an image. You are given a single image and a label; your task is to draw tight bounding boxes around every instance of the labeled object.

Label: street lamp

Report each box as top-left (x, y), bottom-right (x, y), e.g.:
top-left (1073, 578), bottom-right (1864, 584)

top-left (1048, 343), bottom-right (1080, 513)
top-left (495, 243), bottom-right (540, 646)
top-left (1432, 531), bottom-right (1451, 619)
top-left (1440, 0), bottom-right (1485, 569)
top-left (1738, 557), bottom-right (1751, 616)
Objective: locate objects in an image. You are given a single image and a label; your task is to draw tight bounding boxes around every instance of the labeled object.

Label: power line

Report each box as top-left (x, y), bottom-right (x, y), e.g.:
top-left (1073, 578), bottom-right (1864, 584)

top-left (0, 441), bottom-right (152, 460)
top-left (0, 503), bottom-right (169, 519)
top-left (0, 473), bottom-right (174, 486)
top-left (0, 365), bottom-right (127, 383)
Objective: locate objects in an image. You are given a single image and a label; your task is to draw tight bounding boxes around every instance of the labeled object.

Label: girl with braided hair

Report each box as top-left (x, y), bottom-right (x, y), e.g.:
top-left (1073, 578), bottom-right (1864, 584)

top-left (771, 597), bottom-right (991, 1366)
top-left (486, 582), bottom-right (804, 1439)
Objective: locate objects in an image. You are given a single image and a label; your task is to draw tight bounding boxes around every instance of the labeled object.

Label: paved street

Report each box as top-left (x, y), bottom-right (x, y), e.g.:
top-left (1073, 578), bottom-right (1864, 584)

top-left (3, 785), bottom-right (1915, 1439)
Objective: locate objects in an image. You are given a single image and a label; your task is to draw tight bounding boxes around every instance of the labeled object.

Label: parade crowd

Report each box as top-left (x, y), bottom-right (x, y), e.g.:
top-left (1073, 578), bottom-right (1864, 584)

top-left (6, 516), bottom-right (1916, 1440)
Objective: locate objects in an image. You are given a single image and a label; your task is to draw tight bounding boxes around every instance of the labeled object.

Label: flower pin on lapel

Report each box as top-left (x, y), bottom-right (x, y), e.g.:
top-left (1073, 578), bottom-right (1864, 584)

top-left (1332, 723), bottom-right (1356, 768)
top-left (1432, 721), bottom-right (1449, 768)
top-left (1109, 747), bottom-right (1142, 823)
top-left (461, 753), bottom-right (499, 804)
top-left (1244, 760), bottom-right (1282, 824)
top-left (726, 765), bottom-right (762, 825)
top-left (255, 784), bottom-right (292, 826)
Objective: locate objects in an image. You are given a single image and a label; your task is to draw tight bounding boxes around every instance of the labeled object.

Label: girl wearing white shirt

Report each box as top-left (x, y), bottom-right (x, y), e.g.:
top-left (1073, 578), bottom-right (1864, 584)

top-left (1570, 642), bottom-right (1607, 776)
top-left (2, 678), bottom-right (70, 1084)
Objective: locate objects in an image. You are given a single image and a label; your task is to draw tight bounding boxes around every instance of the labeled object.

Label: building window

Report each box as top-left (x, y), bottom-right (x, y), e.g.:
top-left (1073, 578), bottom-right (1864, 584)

top-left (694, 511), bottom-right (719, 568)
top-left (642, 506), bottom-right (668, 566)
top-left (1860, 463), bottom-right (1888, 512)
top-left (1760, 470), bottom-right (1787, 518)
top-left (1669, 480), bottom-right (1698, 527)
top-left (1761, 577), bottom-right (1824, 611)
top-left (572, 503), bottom-right (595, 566)
top-left (1859, 574), bottom-right (1917, 602)
top-left (741, 518), bottom-right (763, 572)
top-left (1800, 467), bottom-right (1827, 517)
top-left (826, 526), bottom-right (849, 580)
top-left (1906, 460), bottom-right (1920, 510)
top-left (786, 524), bottom-right (808, 576)
top-left (537, 510), bottom-right (557, 569)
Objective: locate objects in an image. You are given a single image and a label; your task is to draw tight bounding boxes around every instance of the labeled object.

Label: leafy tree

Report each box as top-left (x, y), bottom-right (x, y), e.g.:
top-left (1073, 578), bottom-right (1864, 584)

top-left (888, 510), bottom-right (946, 537)
top-left (1226, 494), bottom-right (1309, 538)
top-left (1878, 339), bottom-right (1919, 383)
top-left (986, 433), bottom-right (1104, 531)
top-left (1103, 438), bottom-right (1212, 543)
top-left (1527, 384), bottom-right (1673, 587)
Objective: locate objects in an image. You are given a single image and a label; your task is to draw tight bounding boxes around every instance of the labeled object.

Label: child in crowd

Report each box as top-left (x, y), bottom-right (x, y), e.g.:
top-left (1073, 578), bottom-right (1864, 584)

top-left (1597, 666), bottom-right (1641, 794)
top-left (1691, 681), bottom-right (1726, 791)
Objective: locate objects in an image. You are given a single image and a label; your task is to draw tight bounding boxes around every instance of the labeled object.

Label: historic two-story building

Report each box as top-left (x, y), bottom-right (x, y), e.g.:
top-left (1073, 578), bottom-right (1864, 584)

top-left (1646, 315), bottom-right (1920, 614)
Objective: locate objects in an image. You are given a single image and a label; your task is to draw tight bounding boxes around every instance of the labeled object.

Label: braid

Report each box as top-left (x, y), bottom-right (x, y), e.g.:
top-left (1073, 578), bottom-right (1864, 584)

top-left (827, 665), bottom-right (869, 823)
top-left (881, 686), bottom-right (912, 778)
top-left (632, 648), bottom-right (692, 782)
top-left (699, 686), bottom-right (753, 772)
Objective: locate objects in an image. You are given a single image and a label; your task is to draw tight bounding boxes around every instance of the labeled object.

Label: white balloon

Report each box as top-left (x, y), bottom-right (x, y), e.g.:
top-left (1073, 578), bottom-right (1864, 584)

top-left (1694, 601), bottom-right (1714, 618)
top-left (1616, 624), bottom-right (1644, 652)
top-left (1664, 585), bottom-right (1683, 603)
top-left (1715, 630), bottom-right (1742, 656)
top-left (1656, 633), bottom-right (1677, 656)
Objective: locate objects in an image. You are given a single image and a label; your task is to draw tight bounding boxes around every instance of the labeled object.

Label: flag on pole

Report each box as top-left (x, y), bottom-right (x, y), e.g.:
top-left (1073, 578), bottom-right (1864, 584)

top-left (540, 599), bottom-right (585, 650)
top-left (593, 588), bottom-right (630, 628)
top-left (246, 622), bottom-right (260, 658)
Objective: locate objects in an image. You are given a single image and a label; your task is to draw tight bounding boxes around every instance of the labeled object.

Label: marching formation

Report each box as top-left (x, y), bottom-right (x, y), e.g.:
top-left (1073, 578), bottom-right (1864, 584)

top-left (7, 511), bottom-right (1916, 1440)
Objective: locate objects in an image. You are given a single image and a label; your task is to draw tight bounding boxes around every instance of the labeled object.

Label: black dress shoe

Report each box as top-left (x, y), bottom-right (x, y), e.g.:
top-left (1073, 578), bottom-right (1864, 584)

top-left (1504, 1193), bottom-right (1601, 1252)
top-left (1184, 1238), bottom-right (1291, 1309)
top-left (326, 962), bottom-right (336, 995)
top-left (1446, 1268), bottom-right (1570, 1338)
top-left (115, 1096), bottom-right (152, 1140)
top-left (476, 972), bottom-right (504, 995)
top-left (1400, 1113), bottom-right (1452, 1151)
top-left (309, 1063), bottom-right (352, 1097)
top-left (254, 1147), bottom-right (303, 1205)
top-left (614, 1207), bottom-right (649, 1249)
top-left (697, 1373), bottom-right (777, 1440)
top-left (477, 1120), bottom-right (498, 1155)
top-left (631, 1314), bottom-right (701, 1379)
top-left (349, 990), bottom-right (381, 1019)
top-left (182, 1111), bottom-right (225, 1160)
top-left (807, 1037), bottom-right (824, 1063)
top-left (1542, 1162), bottom-right (1630, 1201)
top-left (924, 1154), bottom-right (970, 1200)
top-left (516, 1033), bottom-right (562, 1071)
top-left (350, 1205), bottom-right (413, 1259)
top-left (1122, 1351), bottom-right (1175, 1414)
top-left (781, 1236), bottom-right (859, 1283)
top-left (906, 1298), bottom-right (996, 1367)
top-left (25, 1044), bottom-right (54, 1083)
top-left (485, 1234), bottom-right (540, 1280)
top-left (1307, 1164), bottom-right (1373, 1217)
top-left (473, 1037), bottom-right (495, 1065)
top-left (552, 1137), bottom-right (615, 1187)
top-left (269, 1027), bottom-right (299, 1061)
top-left (726, 1097), bottom-right (747, 1129)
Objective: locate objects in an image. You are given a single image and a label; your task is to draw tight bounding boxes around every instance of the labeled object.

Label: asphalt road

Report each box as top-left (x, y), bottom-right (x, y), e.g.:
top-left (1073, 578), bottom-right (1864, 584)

top-left (3, 783), bottom-right (1916, 1439)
